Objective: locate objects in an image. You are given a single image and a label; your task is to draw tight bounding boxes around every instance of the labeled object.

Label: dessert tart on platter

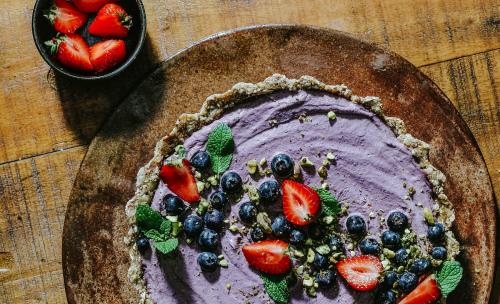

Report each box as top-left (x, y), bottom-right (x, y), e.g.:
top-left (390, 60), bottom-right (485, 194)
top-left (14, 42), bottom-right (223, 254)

top-left (124, 75), bottom-right (463, 304)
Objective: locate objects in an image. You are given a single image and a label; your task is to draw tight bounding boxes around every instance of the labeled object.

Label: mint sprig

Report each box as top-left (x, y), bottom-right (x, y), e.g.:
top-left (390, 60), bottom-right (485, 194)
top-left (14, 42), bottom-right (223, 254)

top-left (206, 123), bottom-right (234, 174)
top-left (261, 273), bottom-right (289, 304)
top-left (435, 260), bottom-right (463, 297)
top-left (135, 204), bottom-right (179, 255)
top-left (136, 203), bottom-right (164, 231)
top-left (154, 238), bottom-right (179, 255)
top-left (313, 188), bottom-right (340, 216)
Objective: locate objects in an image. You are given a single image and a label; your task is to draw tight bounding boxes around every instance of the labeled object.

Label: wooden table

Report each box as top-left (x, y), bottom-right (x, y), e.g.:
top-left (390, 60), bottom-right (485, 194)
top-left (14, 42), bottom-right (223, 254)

top-left (0, 1), bottom-right (498, 303)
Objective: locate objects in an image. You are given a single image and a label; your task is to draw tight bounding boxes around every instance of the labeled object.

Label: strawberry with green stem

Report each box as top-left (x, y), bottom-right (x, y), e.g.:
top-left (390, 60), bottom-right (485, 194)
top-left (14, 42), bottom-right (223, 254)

top-left (88, 3), bottom-right (132, 38)
top-left (44, 34), bottom-right (93, 72)
top-left (44, 0), bottom-right (88, 34)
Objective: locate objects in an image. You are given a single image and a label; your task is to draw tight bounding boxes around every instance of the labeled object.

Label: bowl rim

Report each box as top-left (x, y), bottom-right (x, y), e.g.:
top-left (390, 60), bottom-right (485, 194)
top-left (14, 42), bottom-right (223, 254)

top-left (31, 0), bottom-right (147, 81)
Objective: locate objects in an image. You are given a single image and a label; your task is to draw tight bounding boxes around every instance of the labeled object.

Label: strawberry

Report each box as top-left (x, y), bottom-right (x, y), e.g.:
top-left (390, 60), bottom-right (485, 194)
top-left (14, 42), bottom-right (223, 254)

top-left (336, 255), bottom-right (383, 291)
top-left (242, 240), bottom-right (291, 275)
top-left (281, 179), bottom-right (320, 226)
top-left (88, 3), bottom-right (132, 38)
top-left (72, 0), bottom-right (117, 13)
top-left (399, 275), bottom-right (441, 304)
top-left (44, 34), bottom-right (93, 71)
top-left (159, 159), bottom-right (201, 204)
top-left (44, 0), bottom-right (88, 34)
top-left (89, 39), bottom-right (126, 73)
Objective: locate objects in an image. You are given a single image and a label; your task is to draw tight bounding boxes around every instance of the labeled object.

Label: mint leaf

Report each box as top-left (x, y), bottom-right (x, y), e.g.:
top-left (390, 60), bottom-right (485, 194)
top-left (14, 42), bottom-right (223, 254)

top-left (435, 260), bottom-right (463, 297)
top-left (144, 229), bottom-right (165, 242)
top-left (160, 220), bottom-right (172, 239)
top-left (313, 188), bottom-right (340, 216)
top-left (206, 123), bottom-right (234, 174)
top-left (261, 273), bottom-right (289, 304)
top-left (154, 238), bottom-right (179, 255)
top-left (136, 204), bottom-right (164, 231)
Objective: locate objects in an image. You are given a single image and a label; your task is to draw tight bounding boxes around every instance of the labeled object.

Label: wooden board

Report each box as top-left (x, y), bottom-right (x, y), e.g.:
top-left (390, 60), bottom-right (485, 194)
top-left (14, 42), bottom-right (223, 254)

top-left (60, 25), bottom-right (496, 304)
top-left (0, 0), bottom-right (499, 303)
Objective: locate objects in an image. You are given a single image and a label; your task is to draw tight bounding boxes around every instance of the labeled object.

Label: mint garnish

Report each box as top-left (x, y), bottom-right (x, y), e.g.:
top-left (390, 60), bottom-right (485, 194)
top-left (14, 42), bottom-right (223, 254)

top-left (144, 229), bottom-right (165, 242)
top-left (261, 273), bottom-right (289, 304)
top-left (136, 203), bottom-right (164, 231)
top-left (313, 188), bottom-right (340, 216)
top-left (206, 123), bottom-right (234, 174)
top-left (435, 260), bottom-right (463, 297)
top-left (154, 238), bottom-right (179, 255)
top-left (160, 220), bottom-right (172, 238)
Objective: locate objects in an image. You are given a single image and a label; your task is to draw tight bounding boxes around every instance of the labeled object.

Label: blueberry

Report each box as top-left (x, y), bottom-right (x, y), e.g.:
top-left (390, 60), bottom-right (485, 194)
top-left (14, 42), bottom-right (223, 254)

top-left (250, 226), bottom-right (266, 242)
top-left (136, 237), bottom-right (149, 253)
top-left (328, 235), bottom-right (344, 252)
top-left (190, 151), bottom-right (211, 172)
top-left (183, 214), bottom-right (203, 237)
top-left (209, 191), bottom-right (227, 211)
top-left (398, 272), bottom-right (418, 293)
top-left (221, 171), bottom-right (243, 194)
top-left (197, 252), bottom-right (219, 272)
top-left (271, 215), bottom-right (291, 237)
top-left (198, 228), bottom-right (219, 251)
top-left (316, 269), bottom-right (336, 287)
top-left (359, 238), bottom-right (380, 255)
top-left (375, 290), bottom-right (397, 304)
top-left (346, 215), bottom-right (366, 235)
top-left (410, 258), bottom-right (431, 275)
top-left (239, 202), bottom-right (257, 223)
top-left (381, 271), bottom-right (398, 290)
top-left (162, 194), bottom-right (185, 215)
top-left (289, 229), bottom-right (305, 246)
top-left (204, 209), bottom-right (224, 230)
top-left (258, 180), bottom-right (281, 204)
top-left (431, 246), bottom-right (447, 260)
top-left (313, 252), bottom-right (329, 269)
top-left (387, 211), bottom-right (409, 232)
top-left (271, 153), bottom-right (294, 178)
top-left (394, 248), bottom-right (409, 265)
top-left (308, 223), bottom-right (324, 240)
top-left (381, 230), bottom-right (401, 250)
top-left (427, 223), bottom-right (445, 243)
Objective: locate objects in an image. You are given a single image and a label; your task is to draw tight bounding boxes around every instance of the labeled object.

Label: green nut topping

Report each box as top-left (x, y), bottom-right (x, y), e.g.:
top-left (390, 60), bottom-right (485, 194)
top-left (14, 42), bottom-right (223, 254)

top-left (228, 224), bottom-right (239, 232)
top-left (207, 175), bottom-right (218, 186)
top-left (327, 111), bottom-right (337, 121)
top-left (306, 248), bottom-right (315, 263)
top-left (383, 248), bottom-right (396, 259)
top-left (256, 212), bottom-right (272, 233)
top-left (259, 158), bottom-right (267, 167)
top-left (196, 181), bottom-right (205, 192)
top-left (318, 166), bottom-right (328, 178)
top-left (300, 156), bottom-right (315, 167)
top-left (303, 277), bottom-right (314, 287)
top-left (246, 159), bottom-right (258, 175)
top-left (423, 208), bottom-right (435, 225)
top-left (219, 259), bottom-right (229, 267)
top-left (166, 215), bottom-right (179, 223)
top-left (315, 245), bottom-right (331, 255)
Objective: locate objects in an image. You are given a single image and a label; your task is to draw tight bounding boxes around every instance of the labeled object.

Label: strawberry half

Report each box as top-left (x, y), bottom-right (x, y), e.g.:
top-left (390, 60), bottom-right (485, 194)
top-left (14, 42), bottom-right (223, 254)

top-left (89, 39), bottom-right (126, 73)
top-left (73, 0), bottom-right (117, 13)
top-left (281, 179), bottom-right (320, 226)
top-left (45, 34), bottom-right (93, 72)
top-left (242, 240), bottom-right (291, 275)
top-left (88, 3), bottom-right (132, 38)
top-left (159, 159), bottom-right (200, 203)
top-left (336, 255), bottom-right (383, 291)
top-left (399, 275), bottom-right (441, 304)
top-left (44, 0), bottom-right (88, 34)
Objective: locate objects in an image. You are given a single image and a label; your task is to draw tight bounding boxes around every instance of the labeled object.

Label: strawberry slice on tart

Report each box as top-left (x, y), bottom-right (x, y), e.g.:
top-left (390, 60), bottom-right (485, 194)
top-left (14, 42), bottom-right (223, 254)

top-left (159, 158), bottom-right (201, 204)
top-left (88, 3), bottom-right (132, 38)
top-left (44, 0), bottom-right (88, 34)
top-left (399, 275), bottom-right (441, 304)
top-left (242, 240), bottom-right (291, 275)
top-left (336, 255), bottom-right (383, 291)
top-left (281, 179), bottom-right (320, 226)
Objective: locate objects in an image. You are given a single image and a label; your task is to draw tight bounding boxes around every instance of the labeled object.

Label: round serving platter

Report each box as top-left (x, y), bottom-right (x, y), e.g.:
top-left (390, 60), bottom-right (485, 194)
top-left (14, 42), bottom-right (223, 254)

top-left (62, 25), bottom-right (496, 303)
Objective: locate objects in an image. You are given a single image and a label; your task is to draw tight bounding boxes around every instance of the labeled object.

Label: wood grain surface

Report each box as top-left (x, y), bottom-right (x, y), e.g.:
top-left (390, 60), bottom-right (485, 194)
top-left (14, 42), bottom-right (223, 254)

top-left (0, 0), bottom-right (498, 303)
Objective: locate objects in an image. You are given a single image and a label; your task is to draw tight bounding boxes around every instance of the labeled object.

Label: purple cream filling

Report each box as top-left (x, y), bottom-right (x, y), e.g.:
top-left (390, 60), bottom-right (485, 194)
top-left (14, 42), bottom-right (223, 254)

top-left (142, 90), bottom-right (435, 304)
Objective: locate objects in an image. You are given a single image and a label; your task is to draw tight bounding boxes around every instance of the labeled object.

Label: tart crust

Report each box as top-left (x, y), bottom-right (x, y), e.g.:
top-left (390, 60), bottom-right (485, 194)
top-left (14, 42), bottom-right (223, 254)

top-left (124, 74), bottom-right (459, 303)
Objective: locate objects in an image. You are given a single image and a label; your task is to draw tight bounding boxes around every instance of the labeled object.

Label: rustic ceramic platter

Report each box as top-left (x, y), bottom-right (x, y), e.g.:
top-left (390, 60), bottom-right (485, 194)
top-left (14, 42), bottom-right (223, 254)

top-left (62, 25), bottom-right (496, 303)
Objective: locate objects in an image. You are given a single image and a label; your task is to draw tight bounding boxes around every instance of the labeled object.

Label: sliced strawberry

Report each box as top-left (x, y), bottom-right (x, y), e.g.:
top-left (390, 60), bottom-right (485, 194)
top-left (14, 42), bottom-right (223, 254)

top-left (399, 275), bottom-right (441, 304)
top-left (281, 179), bottom-right (320, 226)
top-left (159, 159), bottom-right (200, 203)
top-left (73, 0), bottom-right (117, 13)
top-left (89, 39), bottom-right (126, 73)
top-left (242, 240), bottom-right (291, 275)
top-left (45, 34), bottom-right (93, 72)
top-left (88, 3), bottom-right (132, 38)
top-left (336, 255), bottom-right (383, 291)
top-left (44, 0), bottom-right (88, 34)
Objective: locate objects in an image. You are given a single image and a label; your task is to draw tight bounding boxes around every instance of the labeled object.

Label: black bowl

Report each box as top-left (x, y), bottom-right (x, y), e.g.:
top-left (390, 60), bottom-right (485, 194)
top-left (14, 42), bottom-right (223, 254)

top-left (32, 0), bottom-right (146, 80)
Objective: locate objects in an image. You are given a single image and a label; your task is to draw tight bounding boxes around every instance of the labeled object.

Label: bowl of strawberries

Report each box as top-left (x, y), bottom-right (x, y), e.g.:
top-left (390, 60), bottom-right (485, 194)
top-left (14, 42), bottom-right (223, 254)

top-left (32, 0), bottom-right (146, 80)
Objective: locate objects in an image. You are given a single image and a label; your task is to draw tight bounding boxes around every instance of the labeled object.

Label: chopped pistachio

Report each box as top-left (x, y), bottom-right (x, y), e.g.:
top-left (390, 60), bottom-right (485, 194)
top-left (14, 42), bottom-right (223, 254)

top-left (383, 248), bottom-right (396, 259)
top-left (293, 162), bottom-right (302, 179)
top-left (322, 215), bottom-right (334, 225)
top-left (327, 111), bottom-right (336, 120)
top-left (219, 259), bottom-right (229, 267)
top-left (322, 159), bottom-right (330, 167)
top-left (171, 222), bottom-right (182, 237)
top-left (207, 175), bottom-right (218, 186)
top-left (306, 287), bottom-right (317, 297)
top-left (350, 250), bottom-right (356, 256)
top-left (381, 259), bottom-right (390, 268)
top-left (306, 248), bottom-right (315, 263)
top-left (264, 168), bottom-right (273, 175)
top-left (259, 157), bottom-right (267, 167)
top-left (256, 212), bottom-right (272, 233)
top-left (423, 208), bottom-right (435, 225)
top-left (246, 159), bottom-right (258, 175)
top-left (369, 212), bottom-right (376, 219)
top-left (186, 238), bottom-right (193, 244)
top-left (229, 225), bottom-right (239, 233)
top-left (317, 165), bottom-right (328, 178)
top-left (296, 265), bottom-right (304, 275)
top-left (305, 238), bottom-right (313, 246)
top-left (303, 277), bottom-right (314, 287)
top-left (245, 184), bottom-right (260, 202)
top-left (196, 181), bottom-right (205, 192)
top-left (195, 171), bottom-right (202, 179)
top-left (225, 283), bottom-right (231, 292)
top-left (300, 156), bottom-right (315, 167)
top-left (347, 243), bottom-right (354, 250)
top-left (397, 266), bottom-right (404, 273)
top-left (326, 152), bottom-right (336, 161)
top-left (408, 186), bottom-right (416, 197)
top-left (293, 250), bottom-right (304, 258)
top-left (315, 245), bottom-right (331, 255)
top-left (321, 182), bottom-right (329, 190)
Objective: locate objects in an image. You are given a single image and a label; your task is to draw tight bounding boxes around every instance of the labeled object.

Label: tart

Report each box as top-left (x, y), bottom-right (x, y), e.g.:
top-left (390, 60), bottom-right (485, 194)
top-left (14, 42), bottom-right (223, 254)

top-left (125, 75), bottom-right (462, 304)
